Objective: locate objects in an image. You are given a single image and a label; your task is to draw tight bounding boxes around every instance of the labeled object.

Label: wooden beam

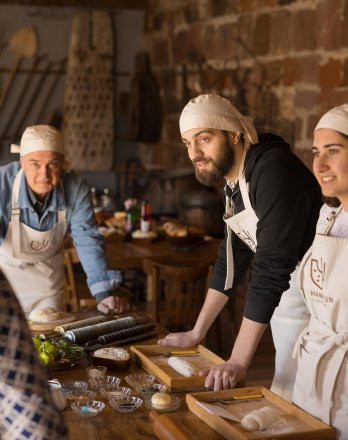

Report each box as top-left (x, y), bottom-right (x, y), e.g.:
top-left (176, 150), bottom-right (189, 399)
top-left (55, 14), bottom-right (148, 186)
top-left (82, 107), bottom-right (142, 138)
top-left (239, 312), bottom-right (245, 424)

top-left (0, 0), bottom-right (147, 9)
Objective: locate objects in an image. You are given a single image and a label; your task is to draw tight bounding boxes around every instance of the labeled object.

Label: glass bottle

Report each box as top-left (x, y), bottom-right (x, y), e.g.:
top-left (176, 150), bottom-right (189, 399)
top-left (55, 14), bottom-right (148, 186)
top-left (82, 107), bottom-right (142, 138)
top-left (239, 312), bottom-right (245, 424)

top-left (90, 187), bottom-right (99, 209)
top-left (140, 200), bottom-right (151, 233)
top-left (101, 188), bottom-right (111, 211)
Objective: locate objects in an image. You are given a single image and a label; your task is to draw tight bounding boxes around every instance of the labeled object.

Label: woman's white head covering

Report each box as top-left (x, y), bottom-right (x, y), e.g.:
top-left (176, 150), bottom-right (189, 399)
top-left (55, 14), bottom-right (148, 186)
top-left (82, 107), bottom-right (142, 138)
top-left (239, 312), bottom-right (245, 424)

top-left (11, 125), bottom-right (70, 170)
top-left (315, 104), bottom-right (348, 136)
top-left (179, 94), bottom-right (259, 146)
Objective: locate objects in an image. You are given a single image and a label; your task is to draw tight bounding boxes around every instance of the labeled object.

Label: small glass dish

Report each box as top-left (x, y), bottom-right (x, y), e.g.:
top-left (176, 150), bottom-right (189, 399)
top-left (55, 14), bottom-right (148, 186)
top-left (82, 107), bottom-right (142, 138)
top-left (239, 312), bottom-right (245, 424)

top-left (145, 395), bottom-right (181, 413)
top-left (100, 386), bottom-right (131, 399)
top-left (59, 380), bottom-right (88, 396)
top-left (71, 400), bottom-right (105, 417)
top-left (89, 375), bottom-right (121, 389)
top-left (125, 373), bottom-right (155, 391)
top-left (86, 365), bottom-right (107, 380)
top-left (66, 390), bottom-right (96, 403)
top-left (109, 396), bottom-right (143, 413)
top-left (139, 383), bottom-right (167, 399)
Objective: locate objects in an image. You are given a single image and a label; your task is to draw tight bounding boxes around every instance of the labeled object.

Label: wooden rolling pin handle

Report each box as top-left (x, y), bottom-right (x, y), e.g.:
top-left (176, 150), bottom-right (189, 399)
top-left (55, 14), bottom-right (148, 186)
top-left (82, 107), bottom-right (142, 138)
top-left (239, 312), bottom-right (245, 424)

top-left (150, 411), bottom-right (197, 440)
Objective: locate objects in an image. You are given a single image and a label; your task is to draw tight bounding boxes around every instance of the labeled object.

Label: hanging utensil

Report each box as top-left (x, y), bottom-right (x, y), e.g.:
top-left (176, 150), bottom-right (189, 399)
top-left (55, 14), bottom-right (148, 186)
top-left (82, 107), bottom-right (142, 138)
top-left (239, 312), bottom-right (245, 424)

top-left (2, 54), bottom-right (46, 140)
top-left (0, 26), bottom-right (38, 109)
top-left (12, 59), bottom-right (52, 140)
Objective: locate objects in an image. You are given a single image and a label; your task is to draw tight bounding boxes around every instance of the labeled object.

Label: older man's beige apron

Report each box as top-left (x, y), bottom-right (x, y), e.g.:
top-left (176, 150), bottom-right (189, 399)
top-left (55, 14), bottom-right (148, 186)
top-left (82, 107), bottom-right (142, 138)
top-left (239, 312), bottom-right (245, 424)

top-left (0, 169), bottom-right (67, 313)
top-left (224, 167), bottom-right (309, 402)
top-left (292, 207), bottom-right (348, 438)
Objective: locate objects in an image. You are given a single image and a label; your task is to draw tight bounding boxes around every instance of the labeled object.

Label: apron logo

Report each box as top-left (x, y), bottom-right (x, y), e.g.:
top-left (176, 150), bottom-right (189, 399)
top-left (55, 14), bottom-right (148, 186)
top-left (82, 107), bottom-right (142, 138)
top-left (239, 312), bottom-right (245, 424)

top-left (310, 258), bottom-right (325, 289)
top-left (237, 229), bottom-right (256, 252)
top-left (31, 239), bottom-right (49, 252)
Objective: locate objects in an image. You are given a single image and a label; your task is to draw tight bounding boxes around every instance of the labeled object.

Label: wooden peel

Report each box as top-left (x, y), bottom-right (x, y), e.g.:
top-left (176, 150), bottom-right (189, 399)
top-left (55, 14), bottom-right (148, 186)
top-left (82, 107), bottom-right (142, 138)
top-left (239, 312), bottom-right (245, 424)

top-left (0, 26), bottom-right (38, 109)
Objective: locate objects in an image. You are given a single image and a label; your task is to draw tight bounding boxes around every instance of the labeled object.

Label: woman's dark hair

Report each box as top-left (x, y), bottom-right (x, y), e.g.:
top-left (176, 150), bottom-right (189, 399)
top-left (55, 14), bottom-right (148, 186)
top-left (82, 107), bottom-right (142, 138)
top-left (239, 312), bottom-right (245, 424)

top-left (320, 129), bottom-right (348, 207)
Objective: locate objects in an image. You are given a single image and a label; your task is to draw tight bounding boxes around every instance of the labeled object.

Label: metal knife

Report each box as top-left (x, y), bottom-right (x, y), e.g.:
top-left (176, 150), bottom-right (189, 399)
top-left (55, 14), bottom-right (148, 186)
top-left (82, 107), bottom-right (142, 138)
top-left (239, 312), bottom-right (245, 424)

top-left (145, 350), bottom-right (199, 357)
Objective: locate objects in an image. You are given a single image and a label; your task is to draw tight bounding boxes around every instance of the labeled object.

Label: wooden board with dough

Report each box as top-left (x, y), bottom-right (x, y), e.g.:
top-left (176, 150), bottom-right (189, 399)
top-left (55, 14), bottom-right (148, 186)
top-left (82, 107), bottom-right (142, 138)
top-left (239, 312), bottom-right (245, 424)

top-left (186, 386), bottom-right (335, 439)
top-left (28, 313), bottom-right (75, 331)
top-left (130, 344), bottom-right (224, 392)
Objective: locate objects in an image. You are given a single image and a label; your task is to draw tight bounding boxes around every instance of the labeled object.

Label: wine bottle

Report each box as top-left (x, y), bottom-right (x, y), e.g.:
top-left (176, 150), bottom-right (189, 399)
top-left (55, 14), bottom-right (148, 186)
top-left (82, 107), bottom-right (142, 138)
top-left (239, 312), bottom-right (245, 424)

top-left (140, 200), bottom-right (151, 233)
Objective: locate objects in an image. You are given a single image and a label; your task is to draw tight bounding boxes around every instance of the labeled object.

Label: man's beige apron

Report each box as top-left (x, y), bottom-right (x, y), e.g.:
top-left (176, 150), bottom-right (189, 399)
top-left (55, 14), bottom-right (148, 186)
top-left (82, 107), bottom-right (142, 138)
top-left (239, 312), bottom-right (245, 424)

top-left (0, 169), bottom-right (67, 313)
top-left (224, 163), bottom-right (309, 402)
top-left (293, 207), bottom-right (348, 438)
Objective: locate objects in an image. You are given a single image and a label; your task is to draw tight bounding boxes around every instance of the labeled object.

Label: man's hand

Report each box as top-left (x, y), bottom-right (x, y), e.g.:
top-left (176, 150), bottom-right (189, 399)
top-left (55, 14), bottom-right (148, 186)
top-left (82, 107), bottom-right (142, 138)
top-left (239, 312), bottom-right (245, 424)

top-left (199, 359), bottom-right (246, 391)
top-left (158, 330), bottom-right (201, 347)
top-left (97, 295), bottom-right (130, 314)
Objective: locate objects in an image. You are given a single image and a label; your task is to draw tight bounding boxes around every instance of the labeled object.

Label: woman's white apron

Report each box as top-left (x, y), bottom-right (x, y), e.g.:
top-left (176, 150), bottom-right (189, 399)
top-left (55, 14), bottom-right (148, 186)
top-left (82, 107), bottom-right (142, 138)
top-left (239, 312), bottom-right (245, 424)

top-left (224, 164), bottom-right (309, 401)
top-left (293, 207), bottom-right (348, 438)
top-left (0, 169), bottom-right (67, 313)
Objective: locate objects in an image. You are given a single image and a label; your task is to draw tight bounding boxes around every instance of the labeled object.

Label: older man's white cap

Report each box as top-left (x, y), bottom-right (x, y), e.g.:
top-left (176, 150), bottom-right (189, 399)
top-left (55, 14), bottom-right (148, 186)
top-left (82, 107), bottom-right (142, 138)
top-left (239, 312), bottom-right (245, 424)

top-left (315, 104), bottom-right (348, 136)
top-left (11, 125), bottom-right (64, 156)
top-left (179, 94), bottom-right (259, 145)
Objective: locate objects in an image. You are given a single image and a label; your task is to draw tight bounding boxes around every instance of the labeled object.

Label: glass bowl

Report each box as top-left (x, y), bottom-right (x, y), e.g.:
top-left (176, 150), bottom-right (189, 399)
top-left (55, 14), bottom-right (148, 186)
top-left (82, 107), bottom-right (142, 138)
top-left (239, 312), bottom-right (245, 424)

top-left (145, 394), bottom-right (181, 413)
top-left (89, 375), bottom-right (121, 389)
top-left (109, 396), bottom-right (143, 413)
top-left (139, 383), bottom-right (167, 399)
top-left (66, 390), bottom-right (96, 403)
top-left (71, 400), bottom-right (105, 417)
top-left (100, 386), bottom-right (131, 399)
top-left (125, 373), bottom-right (155, 391)
top-left (59, 380), bottom-right (88, 396)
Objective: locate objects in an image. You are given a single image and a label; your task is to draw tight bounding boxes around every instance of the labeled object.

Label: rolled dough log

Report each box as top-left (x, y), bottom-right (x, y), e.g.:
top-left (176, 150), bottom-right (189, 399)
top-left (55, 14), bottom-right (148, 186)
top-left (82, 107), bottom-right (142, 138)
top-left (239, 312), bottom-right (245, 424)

top-left (241, 406), bottom-right (280, 431)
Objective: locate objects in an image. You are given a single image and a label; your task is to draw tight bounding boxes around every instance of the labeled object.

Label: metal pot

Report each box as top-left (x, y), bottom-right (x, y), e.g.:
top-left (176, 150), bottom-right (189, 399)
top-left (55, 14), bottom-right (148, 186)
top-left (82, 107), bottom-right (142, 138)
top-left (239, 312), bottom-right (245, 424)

top-left (180, 190), bottom-right (224, 236)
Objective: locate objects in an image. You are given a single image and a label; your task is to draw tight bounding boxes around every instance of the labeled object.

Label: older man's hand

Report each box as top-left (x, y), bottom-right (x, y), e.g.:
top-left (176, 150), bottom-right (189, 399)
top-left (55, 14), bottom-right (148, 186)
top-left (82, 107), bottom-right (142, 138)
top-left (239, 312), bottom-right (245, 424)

top-left (97, 295), bottom-right (130, 314)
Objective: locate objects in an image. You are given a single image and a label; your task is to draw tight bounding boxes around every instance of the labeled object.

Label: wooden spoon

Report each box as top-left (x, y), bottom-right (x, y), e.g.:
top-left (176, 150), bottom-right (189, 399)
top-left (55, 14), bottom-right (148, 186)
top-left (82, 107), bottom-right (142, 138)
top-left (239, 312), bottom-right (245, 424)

top-left (0, 26), bottom-right (38, 109)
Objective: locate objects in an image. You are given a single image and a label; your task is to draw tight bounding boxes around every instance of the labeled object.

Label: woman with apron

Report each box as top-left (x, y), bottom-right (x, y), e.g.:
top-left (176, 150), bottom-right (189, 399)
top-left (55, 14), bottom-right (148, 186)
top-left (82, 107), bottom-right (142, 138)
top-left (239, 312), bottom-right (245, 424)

top-left (159, 94), bottom-right (322, 400)
top-left (293, 104), bottom-right (348, 439)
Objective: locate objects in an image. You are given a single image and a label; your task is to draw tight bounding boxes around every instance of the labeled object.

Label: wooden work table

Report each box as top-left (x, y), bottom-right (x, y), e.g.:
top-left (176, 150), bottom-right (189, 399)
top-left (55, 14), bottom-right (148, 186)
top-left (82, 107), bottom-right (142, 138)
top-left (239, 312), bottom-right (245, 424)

top-left (48, 312), bottom-right (223, 440)
top-left (105, 238), bottom-right (220, 270)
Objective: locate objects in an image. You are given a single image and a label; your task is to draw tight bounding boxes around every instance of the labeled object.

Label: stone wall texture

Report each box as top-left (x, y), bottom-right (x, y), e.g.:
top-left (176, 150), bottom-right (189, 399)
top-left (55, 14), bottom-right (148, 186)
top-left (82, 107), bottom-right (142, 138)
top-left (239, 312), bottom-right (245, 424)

top-left (143, 0), bottom-right (348, 169)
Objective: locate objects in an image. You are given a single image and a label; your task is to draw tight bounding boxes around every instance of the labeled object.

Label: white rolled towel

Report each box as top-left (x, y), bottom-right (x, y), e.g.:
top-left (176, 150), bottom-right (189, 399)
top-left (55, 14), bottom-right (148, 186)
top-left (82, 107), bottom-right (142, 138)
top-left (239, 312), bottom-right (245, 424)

top-left (241, 406), bottom-right (280, 431)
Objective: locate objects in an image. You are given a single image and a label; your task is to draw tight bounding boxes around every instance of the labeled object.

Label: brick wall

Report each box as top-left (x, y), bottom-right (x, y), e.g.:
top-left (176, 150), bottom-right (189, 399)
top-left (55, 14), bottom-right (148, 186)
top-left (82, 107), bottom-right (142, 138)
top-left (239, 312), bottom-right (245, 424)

top-left (143, 0), bottom-right (348, 169)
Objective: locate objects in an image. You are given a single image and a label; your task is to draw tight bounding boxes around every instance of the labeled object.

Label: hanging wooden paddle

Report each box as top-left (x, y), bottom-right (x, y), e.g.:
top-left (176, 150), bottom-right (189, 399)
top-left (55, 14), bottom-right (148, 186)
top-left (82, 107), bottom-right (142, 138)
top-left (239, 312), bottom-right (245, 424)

top-left (0, 26), bottom-right (38, 109)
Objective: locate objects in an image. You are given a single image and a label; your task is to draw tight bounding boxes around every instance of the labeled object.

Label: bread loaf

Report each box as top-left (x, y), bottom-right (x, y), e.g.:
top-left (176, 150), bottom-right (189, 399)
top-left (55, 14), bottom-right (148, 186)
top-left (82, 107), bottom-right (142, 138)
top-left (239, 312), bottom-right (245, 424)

top-left (28, 307), bottom-right (64, 323)
top-left (151, 392), bottom-right (172, 410)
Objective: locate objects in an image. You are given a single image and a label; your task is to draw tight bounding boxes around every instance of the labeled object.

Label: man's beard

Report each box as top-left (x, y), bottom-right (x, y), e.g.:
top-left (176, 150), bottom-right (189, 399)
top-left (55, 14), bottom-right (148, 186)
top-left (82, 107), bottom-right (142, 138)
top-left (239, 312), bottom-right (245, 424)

top-left (193, 137), bottom-right (235, 187)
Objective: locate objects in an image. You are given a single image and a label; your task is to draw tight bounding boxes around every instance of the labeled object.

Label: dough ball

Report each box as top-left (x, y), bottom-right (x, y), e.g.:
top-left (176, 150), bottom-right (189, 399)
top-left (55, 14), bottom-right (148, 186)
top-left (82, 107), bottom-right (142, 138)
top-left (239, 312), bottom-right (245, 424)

top-left (151, 392), bottom-right (172, 410)
top-left (241, 413), bottom-right (259, 431)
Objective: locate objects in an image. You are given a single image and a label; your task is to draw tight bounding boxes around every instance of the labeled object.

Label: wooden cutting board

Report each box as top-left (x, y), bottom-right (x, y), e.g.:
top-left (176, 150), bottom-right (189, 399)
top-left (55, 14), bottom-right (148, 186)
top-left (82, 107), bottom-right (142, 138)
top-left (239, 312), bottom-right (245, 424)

top-left (130, 344), bottom-right (224, 392)
top-left (186, 386), bottom-right (336, 440)
top-left (63, 10), bottom-right (115, 171)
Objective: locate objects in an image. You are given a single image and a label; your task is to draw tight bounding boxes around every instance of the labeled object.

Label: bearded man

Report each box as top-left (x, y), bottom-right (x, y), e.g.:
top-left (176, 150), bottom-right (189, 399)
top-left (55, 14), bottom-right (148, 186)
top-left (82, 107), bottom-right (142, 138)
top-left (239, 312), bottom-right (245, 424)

top-left (159, 94), bottom-right (322, 401)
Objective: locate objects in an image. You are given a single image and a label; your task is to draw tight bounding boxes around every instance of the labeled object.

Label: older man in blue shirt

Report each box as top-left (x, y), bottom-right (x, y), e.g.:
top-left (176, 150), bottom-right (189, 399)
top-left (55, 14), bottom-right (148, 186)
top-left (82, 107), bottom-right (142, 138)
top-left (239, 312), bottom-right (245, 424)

top-left (0, 124), bottom-right (122, 314)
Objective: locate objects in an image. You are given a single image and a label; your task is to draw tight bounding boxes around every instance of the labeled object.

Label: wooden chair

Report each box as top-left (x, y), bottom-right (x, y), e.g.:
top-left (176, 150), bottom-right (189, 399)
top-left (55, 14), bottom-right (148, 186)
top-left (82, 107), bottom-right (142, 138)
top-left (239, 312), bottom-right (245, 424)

top-left (63, 247), bottom-right (133, 313)
top-left (142, 257), bottom-right (213, 332)
top-left (63, 247), bottom-right (93, 312)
